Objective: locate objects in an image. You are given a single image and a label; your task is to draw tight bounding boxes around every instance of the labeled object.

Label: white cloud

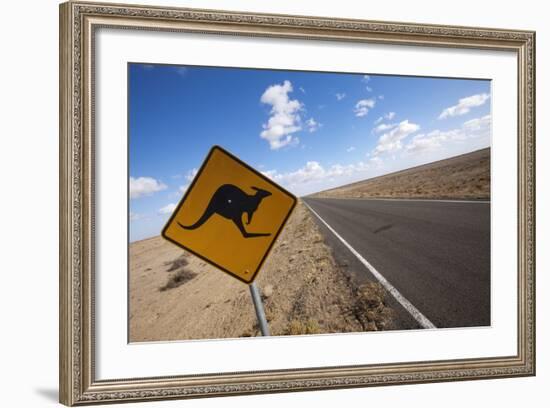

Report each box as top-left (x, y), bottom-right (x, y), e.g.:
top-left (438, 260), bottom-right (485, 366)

top-left (438, 93), bottom-right (490, 119)
top-left (463, 114), bottom-right (491, 132)
top-left (284, 161), bottom-right (325, 184)
top-left (354, 98), bottom-right (376, 117)
top-left (362, 74), bottom-right (373, 91)
top-left (158, 203), bottom-right (177, 215)
top-left (299, 86), bottom-right (306, 94)
top-left (369, 156), bottom-right (383, 166)
top-left (405, 130), bottom-right (456, 153)
top-left (306, 117), bottom-right (321, 132)
top-left (374, 112), bottom-right (396, 125)
top-left (179, 184), bottom-right (189, 193)
top-left (373, 122), bottom-right (397, 133)
top-left (260, 155), bottom-right (397, 196)
top-left (129, 212), bottom-right (143, 222)
top-left (264, 160), bottom-right (372, 189)
top-left (335, 93), bottom-right (346, 101)
top-left (186, 167), bottom-right (198, 182)
top-left (129, 177), bottom-right (167, 199)
top-left (405, 114), bottom-right (491, 153)
top-left (175, 67), bottom-right (187, 76)
top-left (260, 80), bottom-right (303, 150)
top-left (378, 95), bottom-right (384, 100)
top-left (328, 162), bottom-right (371, 178)
top-left (372, 120), bottom-right (420, 156)
top-left (346, 146), bottom-right (356, 152)
top-left (173, 168), bottom-right (198, 183)
top-left (260, 169), bottom-right (278, 180)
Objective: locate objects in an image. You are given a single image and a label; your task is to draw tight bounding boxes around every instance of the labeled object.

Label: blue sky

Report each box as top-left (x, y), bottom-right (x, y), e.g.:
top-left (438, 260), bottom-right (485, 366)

top-left (129, 63), bottom-right (491, 242)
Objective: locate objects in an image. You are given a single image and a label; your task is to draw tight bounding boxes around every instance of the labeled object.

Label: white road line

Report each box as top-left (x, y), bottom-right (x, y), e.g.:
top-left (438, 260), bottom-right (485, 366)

top-left (303, 201), bottom-right (437, 330)
top-left (315, 197), bottom-right (490, 204)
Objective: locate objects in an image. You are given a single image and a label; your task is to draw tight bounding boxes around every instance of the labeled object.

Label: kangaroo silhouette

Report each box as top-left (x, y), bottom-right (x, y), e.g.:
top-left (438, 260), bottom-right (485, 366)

top-left (178, 184), bottom-right (272, 238)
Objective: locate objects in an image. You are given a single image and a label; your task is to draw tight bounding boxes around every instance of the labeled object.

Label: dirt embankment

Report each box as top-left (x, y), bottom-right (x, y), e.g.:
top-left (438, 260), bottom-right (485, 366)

top-left (311, 148), bottom-right (490, 200)
top-left (129, 202), bottom-right (393, 342)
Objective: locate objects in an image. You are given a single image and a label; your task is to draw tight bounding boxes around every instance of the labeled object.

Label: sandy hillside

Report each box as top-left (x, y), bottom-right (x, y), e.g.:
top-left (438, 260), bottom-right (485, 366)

top-left (311, 148), bottom-right (490, 200)
top-left (129, 201), bottom-right (393, 342)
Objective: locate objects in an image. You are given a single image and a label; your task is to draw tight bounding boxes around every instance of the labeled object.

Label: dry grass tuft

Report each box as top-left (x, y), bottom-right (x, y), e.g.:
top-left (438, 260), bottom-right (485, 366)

top-left (160, 254), bottom-right (196, 291)
top-left (165, 255), bottom-right (189, 272)
top-left (353, 282), bottom-right (394, 331)
top-left (285, 319), bottom-right (321, 335)
top-left (160, 269), bottom-right (196, 291)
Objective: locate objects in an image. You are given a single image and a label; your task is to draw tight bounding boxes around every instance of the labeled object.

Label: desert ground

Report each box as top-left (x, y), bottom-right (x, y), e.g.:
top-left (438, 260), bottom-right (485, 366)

top-left (129, 202), bottom-right (393, 342)
top-left (311, 148), bottom-right (490, 200)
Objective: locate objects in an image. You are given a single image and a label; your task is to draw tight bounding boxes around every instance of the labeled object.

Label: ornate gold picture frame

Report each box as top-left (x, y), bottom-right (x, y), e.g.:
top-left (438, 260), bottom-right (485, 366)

top-left (59, 1), bottom-right (535, 405)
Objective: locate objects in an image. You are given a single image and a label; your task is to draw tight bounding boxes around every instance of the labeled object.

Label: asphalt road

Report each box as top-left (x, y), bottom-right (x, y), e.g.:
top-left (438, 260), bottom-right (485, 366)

top-left (302, 197), bottom-right (491, 329)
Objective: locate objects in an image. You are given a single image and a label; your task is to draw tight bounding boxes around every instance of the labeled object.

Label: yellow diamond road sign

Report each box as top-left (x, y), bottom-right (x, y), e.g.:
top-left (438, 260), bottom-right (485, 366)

top-left (162, 146), bottom-right (297, 284)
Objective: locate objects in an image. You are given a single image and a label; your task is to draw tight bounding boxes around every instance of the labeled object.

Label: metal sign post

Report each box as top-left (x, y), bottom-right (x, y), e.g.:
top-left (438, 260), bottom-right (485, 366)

top-left (249, 282), bottom-right (270, 336)
top-left (162, 146), bottom-right (293, 337)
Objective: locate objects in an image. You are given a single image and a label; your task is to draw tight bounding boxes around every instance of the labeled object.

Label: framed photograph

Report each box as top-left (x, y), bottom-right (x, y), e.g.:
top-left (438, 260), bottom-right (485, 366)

top-left (59, 1), bottom-right (535, 405)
